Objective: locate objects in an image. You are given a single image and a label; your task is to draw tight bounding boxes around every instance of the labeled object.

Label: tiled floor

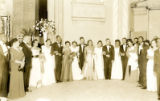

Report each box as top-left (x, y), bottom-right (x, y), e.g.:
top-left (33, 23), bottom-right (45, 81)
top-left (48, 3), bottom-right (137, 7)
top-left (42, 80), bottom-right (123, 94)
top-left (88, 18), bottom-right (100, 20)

top-left (11, 80), bottom-right (157, 101)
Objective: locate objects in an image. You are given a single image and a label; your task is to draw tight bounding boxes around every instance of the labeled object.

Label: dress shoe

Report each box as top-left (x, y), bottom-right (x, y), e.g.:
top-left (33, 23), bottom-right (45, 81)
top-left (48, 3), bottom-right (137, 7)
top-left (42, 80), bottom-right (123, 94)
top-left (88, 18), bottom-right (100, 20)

top-left (141, 86), bottom-right (147, 89)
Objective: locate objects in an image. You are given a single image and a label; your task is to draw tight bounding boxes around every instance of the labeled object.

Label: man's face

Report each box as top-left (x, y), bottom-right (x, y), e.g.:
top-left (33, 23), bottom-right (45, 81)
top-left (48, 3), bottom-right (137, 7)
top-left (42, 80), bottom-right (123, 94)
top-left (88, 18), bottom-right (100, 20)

top-left (57, 37), bottom-right (61, 43)
top-left (157, 39), bottom-right (160, 48)
top-left (80, 39), bottom-right (85, 44)
top-left (18, 38), bottom-right (23, 43)
top-left (106, 40), bottom-right (110, 45)
top-left (138, 38), bottom-right (143, 43)
top-left (134, 39), bottom-right (138, 43)
top-left (122, 39), bottom-right (126, 44)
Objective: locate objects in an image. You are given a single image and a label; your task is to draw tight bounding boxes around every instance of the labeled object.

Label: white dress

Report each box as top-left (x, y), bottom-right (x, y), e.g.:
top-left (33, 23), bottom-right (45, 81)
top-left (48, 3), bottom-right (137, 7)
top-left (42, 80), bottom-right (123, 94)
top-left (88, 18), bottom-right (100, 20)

top-left (125, 46), bottom-right (139, 83)
top-left (70, 46), bottom-right (83, 80)
top-left (111, 47), bottom-right (123, 80)
top-left (29, 48), bottom-right (42, 87)
top-left (94, 47), bottom-right (105, 79)
top-left (128, 46), bottom-right (138, 71)
top-left (146, 48), bottom-right (157, 91)
top-left (42, 46), bottom-right (56, 86)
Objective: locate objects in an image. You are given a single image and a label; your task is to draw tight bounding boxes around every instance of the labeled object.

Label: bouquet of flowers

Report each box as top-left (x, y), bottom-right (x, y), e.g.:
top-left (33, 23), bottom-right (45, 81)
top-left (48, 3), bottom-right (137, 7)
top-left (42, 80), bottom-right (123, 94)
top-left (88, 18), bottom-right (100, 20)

top-left (33, 18), bottom-right (56, 36)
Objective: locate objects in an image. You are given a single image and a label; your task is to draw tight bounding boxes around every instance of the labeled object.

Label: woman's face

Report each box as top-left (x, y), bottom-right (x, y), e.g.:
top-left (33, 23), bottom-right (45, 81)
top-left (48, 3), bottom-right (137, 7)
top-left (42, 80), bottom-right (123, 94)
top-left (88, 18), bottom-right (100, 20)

top-left (46, 40), bottom-right (51, 46)
top-left (151, 41), bottom-right (156, 48)
top-left (128, 41), bottom-right (133, 47)
top-left (34, 41), bottom-right (38, 47)
top-left (97, 42), bottom-right (102, 47)
top-left (66, 43), bottom-right (70, 47)
top-left (73, 43), bottom-right (77, 47)
top-left (115, 41), bottom-right (120, 47)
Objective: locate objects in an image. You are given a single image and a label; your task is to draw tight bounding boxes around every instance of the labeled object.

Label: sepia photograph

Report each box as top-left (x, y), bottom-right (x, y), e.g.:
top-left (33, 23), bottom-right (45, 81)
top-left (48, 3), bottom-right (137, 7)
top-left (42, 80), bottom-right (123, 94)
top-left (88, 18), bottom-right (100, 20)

top-left (0, 0), bottom-right (160, 101)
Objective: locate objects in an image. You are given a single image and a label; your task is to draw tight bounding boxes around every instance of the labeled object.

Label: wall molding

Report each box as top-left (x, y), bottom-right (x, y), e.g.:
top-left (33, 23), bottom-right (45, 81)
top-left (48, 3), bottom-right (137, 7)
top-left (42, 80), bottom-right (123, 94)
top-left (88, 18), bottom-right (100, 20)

top-left (71, 0), bottom-right (106, 21)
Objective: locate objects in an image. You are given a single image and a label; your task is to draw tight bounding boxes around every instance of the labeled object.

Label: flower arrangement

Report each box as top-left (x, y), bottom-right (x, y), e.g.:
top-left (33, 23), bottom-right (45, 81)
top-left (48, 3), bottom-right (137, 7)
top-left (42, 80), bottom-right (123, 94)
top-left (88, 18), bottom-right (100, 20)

top-left (33, 18), bottom-right (56, 36)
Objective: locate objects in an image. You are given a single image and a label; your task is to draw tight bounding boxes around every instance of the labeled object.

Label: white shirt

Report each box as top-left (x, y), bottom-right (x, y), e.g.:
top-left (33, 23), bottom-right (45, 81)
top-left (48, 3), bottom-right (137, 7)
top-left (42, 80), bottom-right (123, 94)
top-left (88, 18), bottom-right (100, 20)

top-left (139, 43), bottom-right (143, 54)
top-left (123, 44), bottom-right (126, 51)
top-left (81, 44), bottom-right (84, 52)
top-left (106, 45), bottom-right (110, 51)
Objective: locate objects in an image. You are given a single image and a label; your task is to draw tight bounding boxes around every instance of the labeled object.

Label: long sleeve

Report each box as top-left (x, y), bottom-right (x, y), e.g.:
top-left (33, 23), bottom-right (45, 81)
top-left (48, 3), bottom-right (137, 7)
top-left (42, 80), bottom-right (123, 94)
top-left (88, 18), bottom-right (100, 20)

top-left (154, 50), bottom-right (158, 73)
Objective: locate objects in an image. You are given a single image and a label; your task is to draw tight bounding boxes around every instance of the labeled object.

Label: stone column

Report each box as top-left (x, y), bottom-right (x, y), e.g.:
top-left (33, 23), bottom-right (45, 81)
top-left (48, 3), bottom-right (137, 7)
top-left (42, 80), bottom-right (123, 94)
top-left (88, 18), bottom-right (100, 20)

top-left (48, 0), bottom-right (55, 21)
top-left (55, 0), bottom-right (64, 39)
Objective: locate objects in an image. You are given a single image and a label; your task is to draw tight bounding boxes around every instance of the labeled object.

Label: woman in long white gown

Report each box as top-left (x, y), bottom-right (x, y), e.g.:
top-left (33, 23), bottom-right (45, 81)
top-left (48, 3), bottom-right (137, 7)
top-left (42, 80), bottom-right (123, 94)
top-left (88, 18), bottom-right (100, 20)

top-left (29, 39), bottom-right (42, 89)
top-left (125, 39), bottom-right (138, 83)
top-left (70, 41), bottom-right (83, 80)
top-left (146, 39), bottom-right (157, 92)
top-left (42, 39), bottom-right (56, 86)
top-left (82, 40), bottom-right (97, 80)
top-left (94, 40), bottom-right (105, 80)
top-left (111, 40), bottom-right (123, 80)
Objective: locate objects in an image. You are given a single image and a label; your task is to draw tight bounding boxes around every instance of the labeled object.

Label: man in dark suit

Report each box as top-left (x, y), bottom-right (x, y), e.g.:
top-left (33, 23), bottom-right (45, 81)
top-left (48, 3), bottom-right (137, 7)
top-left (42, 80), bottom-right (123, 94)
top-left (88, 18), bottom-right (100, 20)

top-left (120, 38), bottom-right (128, 80)
top-left (19, 35), bottom-right (32, 92)
top-left (154, 38), bottom-right (160, 100)
top-left (78, 37), bottom-right (86, 70)
top-left (138, 36), bottom-right (149, 89)
top-left (103, 38), bottom-right (114, 80)
top-left (51, 35), bottom-right (63, 82)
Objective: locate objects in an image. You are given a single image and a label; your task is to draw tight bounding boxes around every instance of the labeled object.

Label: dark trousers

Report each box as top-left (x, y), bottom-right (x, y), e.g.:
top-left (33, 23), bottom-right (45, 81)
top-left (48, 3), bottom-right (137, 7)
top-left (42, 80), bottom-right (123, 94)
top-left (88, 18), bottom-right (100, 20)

top-left (55, 56), bottom-right (62, 82)
top-left (24, 62), bottom-right (31, 91)
top-left (121, 57), bottom-right (128, 80)
top-left (142, 63), bottom-right (147, 87)
top-left (79, 56), bottom-right (84, 70)
top-left (104, 59), bottom-right (112, 79)
top-left (138, 61), bottom-right (147, 87)
top-left (156, 74), bottom-right (160, 98)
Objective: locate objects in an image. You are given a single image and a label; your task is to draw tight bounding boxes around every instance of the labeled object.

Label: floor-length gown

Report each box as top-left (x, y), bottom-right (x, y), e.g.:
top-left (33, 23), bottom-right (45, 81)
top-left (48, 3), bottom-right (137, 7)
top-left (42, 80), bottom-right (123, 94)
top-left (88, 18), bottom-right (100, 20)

top-left (71, 46), bottom-right (83, 80)
top-left (42, 46), bottom-right (56, 86)
top-left (60, 47), bottom-right (73, 82)
top-left (125, 46), bottom-right (138, 83)
top-left (111, 47), bottom-right (123, 80)
top-left (82, 48), bottom-right (97, 80)
top-left (8, 48), bottom-right (25, 99)
top-left (0, 45), bottom-right (8, 97)
top-left (29, 48), bottom-right (42, 88)
top-left (146, 48), bottom-right (157, 91)
top-left (94, 47), bottom-right (105, 79)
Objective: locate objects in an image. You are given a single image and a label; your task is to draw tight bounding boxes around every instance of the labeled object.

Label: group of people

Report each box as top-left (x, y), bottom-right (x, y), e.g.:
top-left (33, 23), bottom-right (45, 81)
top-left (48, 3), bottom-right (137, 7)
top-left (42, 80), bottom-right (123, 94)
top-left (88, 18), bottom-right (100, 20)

top-left (0, 33), bottom-right (160, 101)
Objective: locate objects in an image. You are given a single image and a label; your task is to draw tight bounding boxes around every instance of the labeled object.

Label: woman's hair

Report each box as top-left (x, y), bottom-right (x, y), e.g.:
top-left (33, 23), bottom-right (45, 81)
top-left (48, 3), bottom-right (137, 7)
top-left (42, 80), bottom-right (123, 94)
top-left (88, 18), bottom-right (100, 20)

top-left (87, 40), bottom-right (93, 46)
top-left (65, 41), bottom-right (70, 45)
top-left (127, 39), bottom-right (133, 47)
top-left (145, 40), bottom-right (151, 46)
top-left (97, 40), bottom-right (102, 44)
top-left (72, 41), bottom-right (77, 45)
top-left (151, 39), bottom-right (157, 48)
top-left (127, 39), bottom-right (133, 44)
top-left (46, 39), bottom-right (51, 42)
top-left (32, 39), bottom-right (38, 46)
top-left (115, 39), bottom-right (121, 45)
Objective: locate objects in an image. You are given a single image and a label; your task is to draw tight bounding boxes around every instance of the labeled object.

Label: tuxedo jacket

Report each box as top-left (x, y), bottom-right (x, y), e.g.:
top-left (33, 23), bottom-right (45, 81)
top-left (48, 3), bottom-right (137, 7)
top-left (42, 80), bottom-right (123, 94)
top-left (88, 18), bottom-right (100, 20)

top-left (102, 45), bottom-right (114, 61)
top-left (120, 45), bottom-right (128, 57)
top-left (154, 49), bottom-right (160, 74)
top-left (20, 42), bottom-right (32, 63)
top-left (138, 43), bottom-right (149, 63)
top-left (51, 42), bottom-right (63, 56)
top-left (79, 44), bottom-right (86, 57)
